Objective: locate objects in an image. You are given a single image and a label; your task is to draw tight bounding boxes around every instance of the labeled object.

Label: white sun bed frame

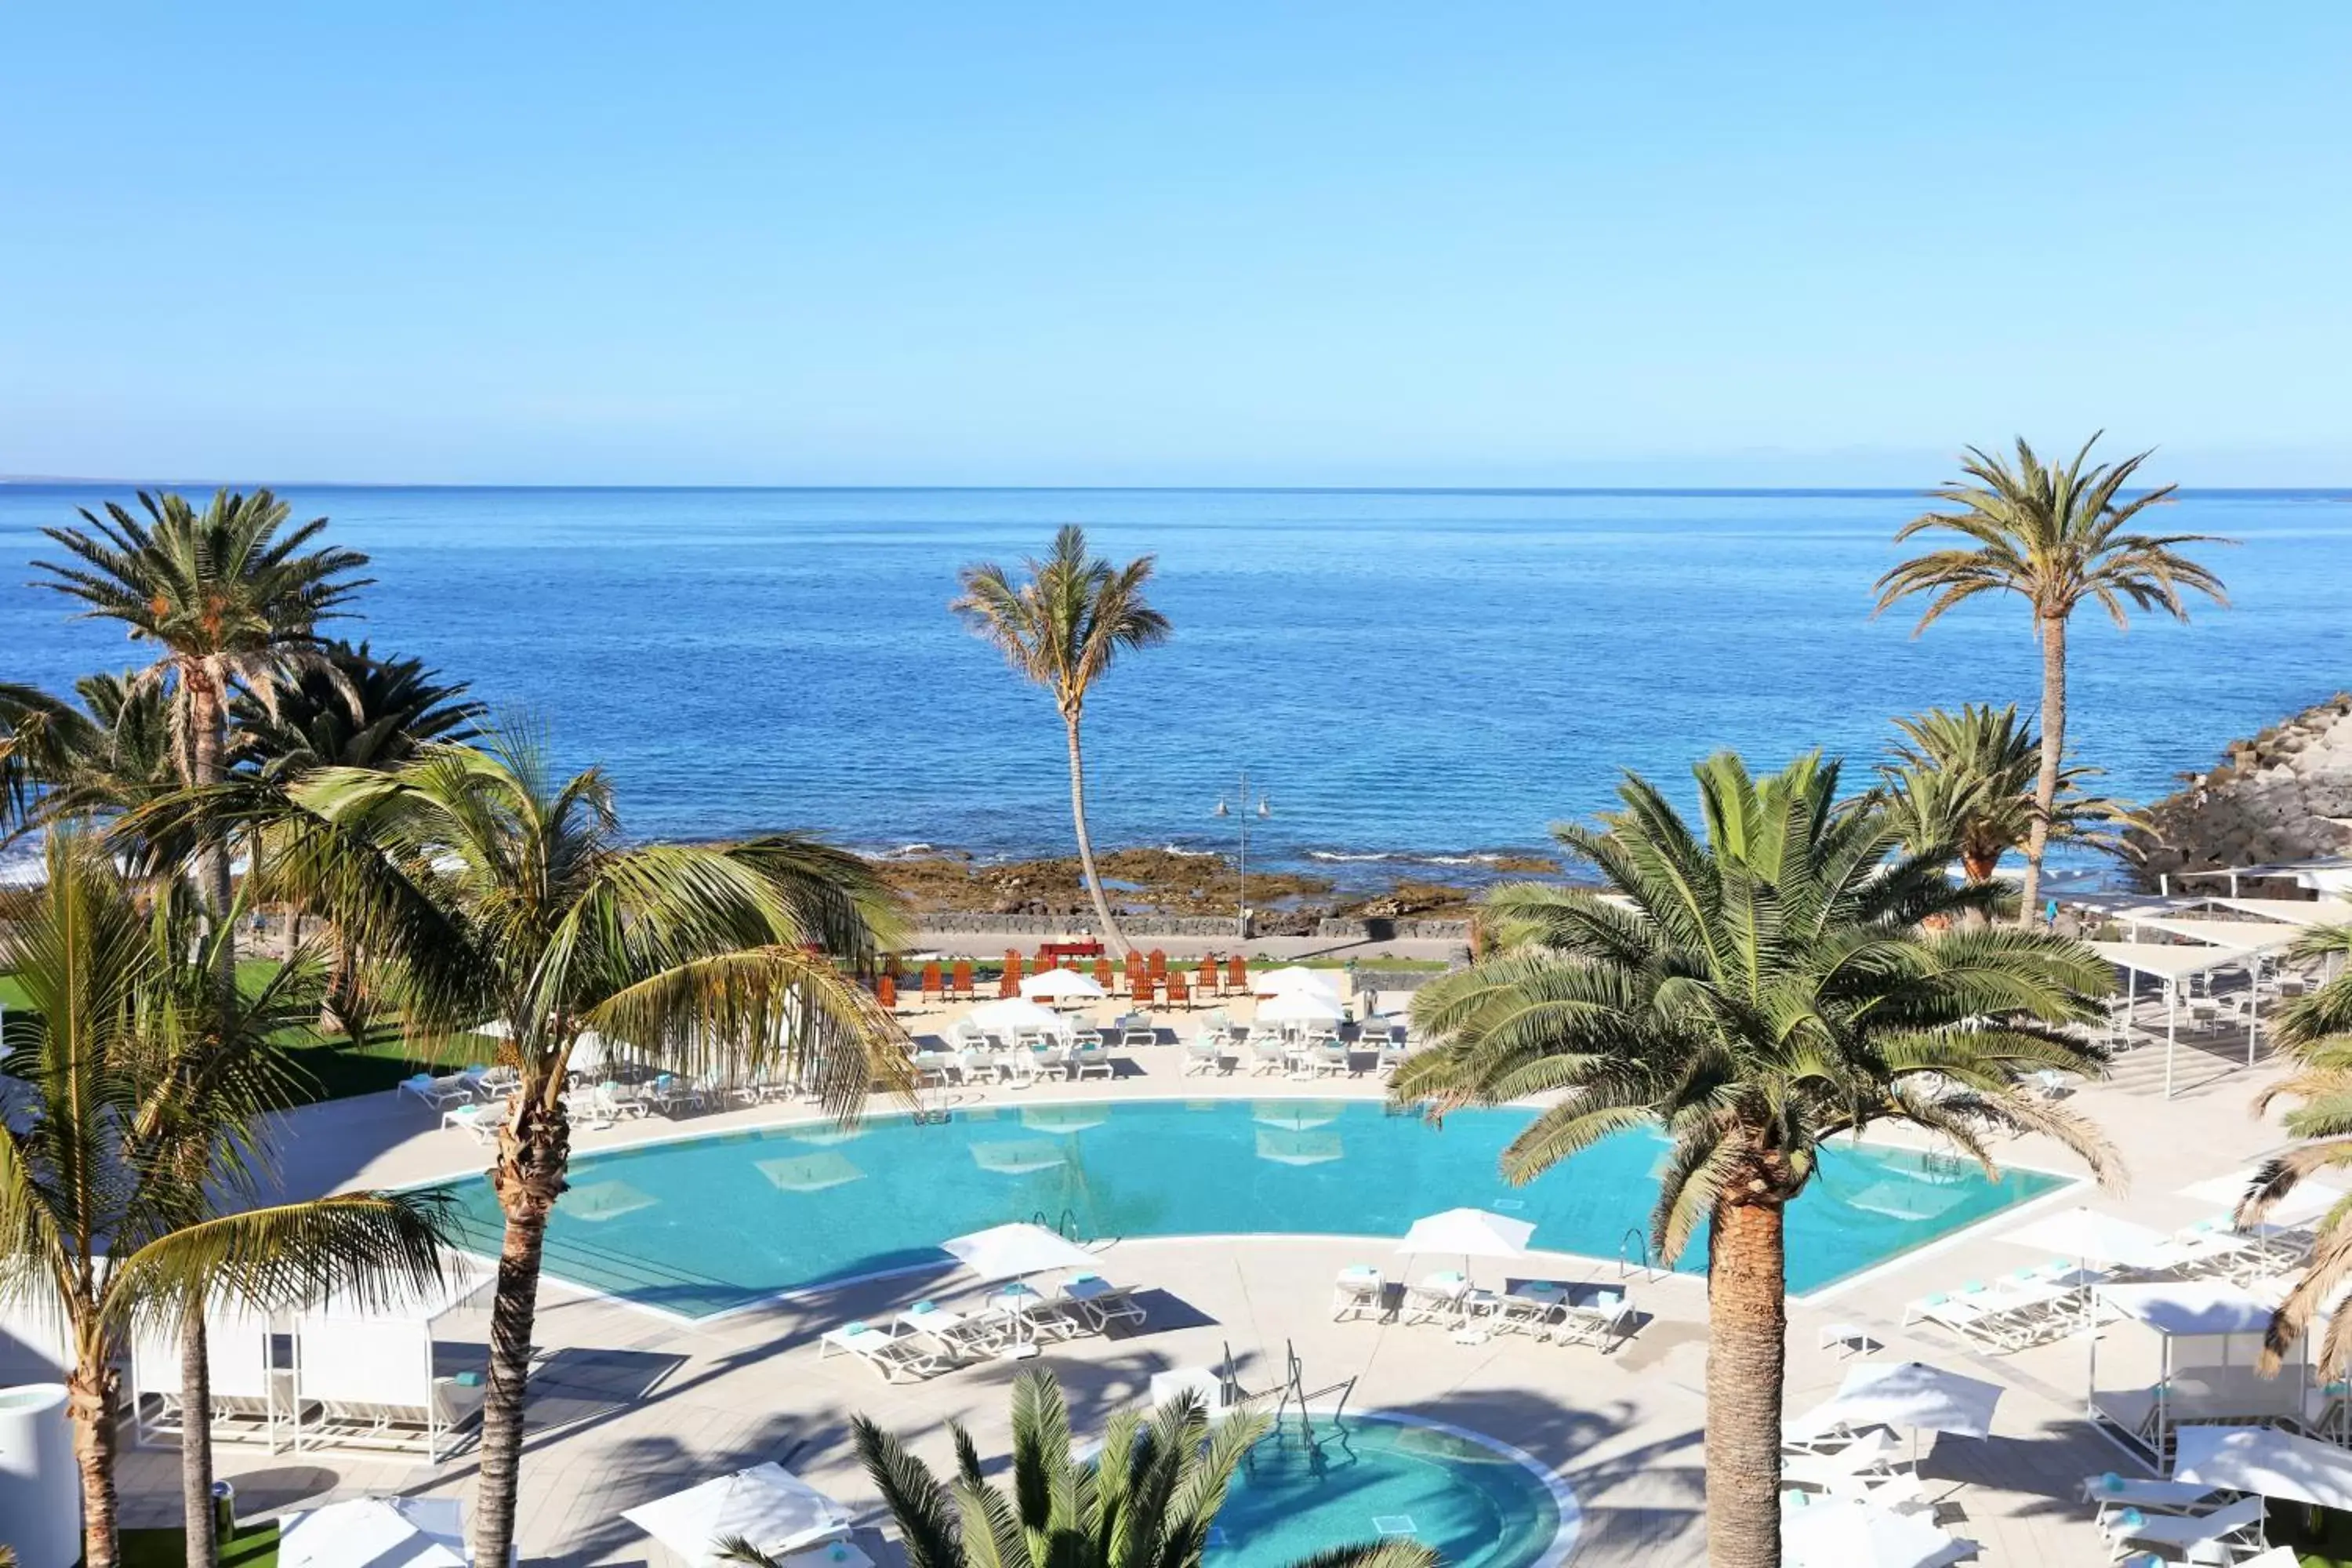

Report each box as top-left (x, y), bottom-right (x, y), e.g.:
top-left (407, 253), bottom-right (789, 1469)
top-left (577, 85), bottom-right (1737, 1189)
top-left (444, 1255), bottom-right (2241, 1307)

top-left (132, 1306), bottom-right (286, 1450)
top-left (292, 1316), bottom-right (487, 1462)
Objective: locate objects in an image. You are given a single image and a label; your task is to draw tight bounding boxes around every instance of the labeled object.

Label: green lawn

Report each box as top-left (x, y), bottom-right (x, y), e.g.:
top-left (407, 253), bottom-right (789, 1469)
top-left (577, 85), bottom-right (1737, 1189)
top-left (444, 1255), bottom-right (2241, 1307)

top-left (118, 1522), bottom-right (278, 1568)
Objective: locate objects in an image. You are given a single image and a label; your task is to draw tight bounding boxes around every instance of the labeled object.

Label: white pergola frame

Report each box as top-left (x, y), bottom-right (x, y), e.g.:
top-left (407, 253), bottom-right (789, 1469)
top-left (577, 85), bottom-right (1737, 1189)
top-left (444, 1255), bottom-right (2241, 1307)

top-left (2092, 941), bottom-right (2268, 1098)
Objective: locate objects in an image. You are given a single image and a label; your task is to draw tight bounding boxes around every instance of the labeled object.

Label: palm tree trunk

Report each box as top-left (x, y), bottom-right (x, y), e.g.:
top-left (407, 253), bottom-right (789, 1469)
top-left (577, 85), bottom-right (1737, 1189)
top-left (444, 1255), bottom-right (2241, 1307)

top-left (1705, 1196), bottom-right (1788, 1568)
top-left (186, 670), bottom-right (234, 1568)
top-left (180, 1313), bottom-right (216, 1568)
top-left (472, 1097), bottom-right (572, 1568)
top-left (2019, 612), bottom-right (2067, 927)
top-left (69, 1356), bottom-right (122, 1568)
top-left (1062, 715), bottom-right (1131, 956)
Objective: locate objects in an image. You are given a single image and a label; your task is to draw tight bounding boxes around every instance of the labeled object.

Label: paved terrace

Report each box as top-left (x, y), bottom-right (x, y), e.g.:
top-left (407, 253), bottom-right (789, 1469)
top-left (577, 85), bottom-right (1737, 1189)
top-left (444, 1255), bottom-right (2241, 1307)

top-left (99, 993), bottom-right (2307, 1566)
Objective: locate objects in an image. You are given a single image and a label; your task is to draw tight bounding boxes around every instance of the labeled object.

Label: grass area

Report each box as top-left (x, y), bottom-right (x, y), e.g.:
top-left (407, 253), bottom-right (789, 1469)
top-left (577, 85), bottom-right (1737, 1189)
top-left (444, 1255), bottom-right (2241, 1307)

top-left (118, 1522), bottom-right (278, 1568)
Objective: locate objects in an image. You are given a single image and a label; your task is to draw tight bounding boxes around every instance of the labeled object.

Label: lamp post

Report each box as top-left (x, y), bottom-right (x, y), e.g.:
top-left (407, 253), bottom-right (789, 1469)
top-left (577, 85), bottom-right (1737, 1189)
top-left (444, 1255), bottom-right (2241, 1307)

top-left (1213, 771), bottom-right (1271, 939)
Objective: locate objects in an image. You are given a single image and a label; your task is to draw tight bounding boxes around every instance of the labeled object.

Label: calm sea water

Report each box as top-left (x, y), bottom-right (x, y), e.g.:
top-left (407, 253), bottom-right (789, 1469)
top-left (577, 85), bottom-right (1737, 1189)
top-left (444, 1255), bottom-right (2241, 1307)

top-left (5, 485), bottom-right (2347, 883)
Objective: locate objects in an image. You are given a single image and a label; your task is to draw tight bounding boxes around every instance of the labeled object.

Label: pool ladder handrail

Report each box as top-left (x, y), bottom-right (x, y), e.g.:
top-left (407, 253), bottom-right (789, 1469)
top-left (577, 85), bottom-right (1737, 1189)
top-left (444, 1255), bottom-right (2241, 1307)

top-left (1269, 1338), bottom-right (1356, 1446)
top-left (1618, 1226), bottom-right (1660, 1282)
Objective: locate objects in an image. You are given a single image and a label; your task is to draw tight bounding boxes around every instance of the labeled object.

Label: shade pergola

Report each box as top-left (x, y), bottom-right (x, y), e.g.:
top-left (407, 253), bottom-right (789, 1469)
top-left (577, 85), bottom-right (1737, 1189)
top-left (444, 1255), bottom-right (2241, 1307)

top-left (2173, 1422), bottom-right (2352, 1510)
top-left (2088, 1281), bottom-right (2305, 1461)
top-left (2117, 915), bottom-right (2303, 955)
top-left (2201, 896), bottom-right (2352, 928)
top-left (2091, 941), bottom-right (2267, 1098)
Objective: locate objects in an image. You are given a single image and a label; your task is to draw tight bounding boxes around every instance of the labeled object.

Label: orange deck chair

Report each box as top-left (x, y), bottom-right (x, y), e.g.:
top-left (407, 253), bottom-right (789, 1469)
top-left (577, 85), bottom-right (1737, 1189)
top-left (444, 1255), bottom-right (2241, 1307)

top-left (877, 972), bottom-right (898, 1011)
top-left (1000, 951), bottom-right (1024, 999)
top-left (1094, 955), bottom-right (1115, 991)
top-left (949, 958), bottom-right (973, 1000)
top-left (1166, 971), bottom-right (1190, 1010)
top-left (1129, 966), bottom-right (1152, 1008)
top-left (1225, 954), bottom-right (1247, 993)
top-left (920, 960), bottom-right (944, 1005)
top-left (1196, 956), bottom-right (1219, 996)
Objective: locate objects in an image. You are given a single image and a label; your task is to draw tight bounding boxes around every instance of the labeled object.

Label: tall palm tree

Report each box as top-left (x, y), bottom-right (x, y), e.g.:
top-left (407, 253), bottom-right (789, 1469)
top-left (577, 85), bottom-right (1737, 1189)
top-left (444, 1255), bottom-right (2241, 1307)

top-left (233, 641), bottom-right (484, 1036)
top-left (0, 835), bottom-right (452, 1568)
top-left (1874, 702), bottom-right (2136, 887)
top-left (721, 1369), bottom-right (1432, 1568)
top-left (952, 527), bottom-right (1171, 954)
top-left (1, 679), bottom-right (83, 837)
top-left (2232, 924), bottom-right (2352, 1375)
top-left (33, 488), bottom-right (372, 956)
top-left (1875, 437), bottom-right (2227, 923)
top-left (247, 733), bottom-right (912, 1568)
top-left (1398, 753), bottom-right (2120, 1568)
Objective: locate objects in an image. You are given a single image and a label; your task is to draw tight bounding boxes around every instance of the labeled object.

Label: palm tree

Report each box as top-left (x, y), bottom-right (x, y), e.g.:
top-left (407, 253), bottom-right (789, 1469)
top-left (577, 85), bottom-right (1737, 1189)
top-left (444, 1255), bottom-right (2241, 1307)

top-left (1874, 703), bottom-right (2137, 888)
top-left (720, 1369), bottom-right (1432, 1568)
top-left (33, 488), bottom-right (372, 956)
top-left (1875, 436), bottom-right (2227, 924)
top-left (2232, 924), bottom-right (2352, 1375)
top-left (247, 733), bottom-right (912, 1568)
top-left (952, 527), bottom-right (1171, 954)
top-left (0, 835), bottom-right (451, 1568)
top-left (1398, 753), bottom-right (2121, 1568)
top-left (233, 640), bottom-right (484, 1036)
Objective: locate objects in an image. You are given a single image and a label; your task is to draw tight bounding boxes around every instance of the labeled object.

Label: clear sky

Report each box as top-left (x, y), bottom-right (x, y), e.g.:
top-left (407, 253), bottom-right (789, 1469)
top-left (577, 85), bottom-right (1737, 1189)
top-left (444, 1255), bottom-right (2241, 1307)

top-left (2, 4), bottom-right (2346, 487)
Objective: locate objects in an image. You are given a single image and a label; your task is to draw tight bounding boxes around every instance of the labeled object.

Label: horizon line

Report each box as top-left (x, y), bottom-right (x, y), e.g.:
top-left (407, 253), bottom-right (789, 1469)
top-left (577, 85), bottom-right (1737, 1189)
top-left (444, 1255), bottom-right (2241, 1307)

top-left (7, 478), bottom-right (2351, 499)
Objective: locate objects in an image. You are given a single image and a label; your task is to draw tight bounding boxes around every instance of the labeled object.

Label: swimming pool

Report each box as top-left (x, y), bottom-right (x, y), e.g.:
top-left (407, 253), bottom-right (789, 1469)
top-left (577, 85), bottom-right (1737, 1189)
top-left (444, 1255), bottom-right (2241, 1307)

top-left (1210, 1414), bottom-right (1573, 1568)
top-left (441, 1098), bottom-right (2066, 1318)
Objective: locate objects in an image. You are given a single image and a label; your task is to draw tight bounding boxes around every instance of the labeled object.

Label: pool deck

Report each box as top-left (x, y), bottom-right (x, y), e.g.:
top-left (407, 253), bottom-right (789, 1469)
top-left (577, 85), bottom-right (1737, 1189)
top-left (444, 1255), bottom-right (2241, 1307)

top-left (96, 998), bottom-right (2305, 1566)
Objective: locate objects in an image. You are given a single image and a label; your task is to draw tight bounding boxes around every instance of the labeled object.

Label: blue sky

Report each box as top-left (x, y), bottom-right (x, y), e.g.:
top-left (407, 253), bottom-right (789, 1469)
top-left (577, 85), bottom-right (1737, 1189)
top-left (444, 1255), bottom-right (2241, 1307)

top-left (2, 4), bottom-right (2346, 486)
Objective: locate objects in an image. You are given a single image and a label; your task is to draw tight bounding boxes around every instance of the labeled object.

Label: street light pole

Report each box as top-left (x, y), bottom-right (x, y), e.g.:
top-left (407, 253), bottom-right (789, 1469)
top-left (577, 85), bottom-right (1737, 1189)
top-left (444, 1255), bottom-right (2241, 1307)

top-left (1214, 771), bottom-right (1271, 940)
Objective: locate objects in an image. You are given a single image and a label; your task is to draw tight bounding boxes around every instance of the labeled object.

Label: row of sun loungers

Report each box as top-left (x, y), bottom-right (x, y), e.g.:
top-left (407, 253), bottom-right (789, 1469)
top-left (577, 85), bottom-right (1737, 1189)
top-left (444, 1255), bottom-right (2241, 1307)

top-left (2080, 1475), bottom-right (2279, 1565)
top-left (1329, 1266), bottom-right (1637, 1350)
top-left (818, 1273), bottom-right (1148, 1381)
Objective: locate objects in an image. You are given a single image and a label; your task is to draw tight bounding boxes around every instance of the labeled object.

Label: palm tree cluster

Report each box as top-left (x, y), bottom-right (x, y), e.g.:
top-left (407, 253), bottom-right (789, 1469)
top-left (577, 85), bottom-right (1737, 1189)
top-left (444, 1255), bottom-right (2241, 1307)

top-left (1872, 702), bottom-right (2137, 891)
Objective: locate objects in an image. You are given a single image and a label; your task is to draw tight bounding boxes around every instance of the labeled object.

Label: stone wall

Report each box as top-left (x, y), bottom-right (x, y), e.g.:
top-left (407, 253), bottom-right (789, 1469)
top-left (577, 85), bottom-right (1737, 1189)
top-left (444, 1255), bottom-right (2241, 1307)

top-left (2130, 691), bottom-right (2352, 889)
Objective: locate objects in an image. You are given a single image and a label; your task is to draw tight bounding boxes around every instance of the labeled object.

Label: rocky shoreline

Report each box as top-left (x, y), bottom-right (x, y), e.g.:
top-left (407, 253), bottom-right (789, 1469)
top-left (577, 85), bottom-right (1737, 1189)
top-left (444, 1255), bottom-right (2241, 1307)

top-left (2130, 691), bottom-right (2352, 888)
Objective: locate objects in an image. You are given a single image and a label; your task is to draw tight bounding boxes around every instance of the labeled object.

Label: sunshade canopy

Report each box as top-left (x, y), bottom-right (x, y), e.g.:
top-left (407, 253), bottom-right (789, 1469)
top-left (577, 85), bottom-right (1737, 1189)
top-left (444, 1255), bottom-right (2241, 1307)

top-left (1253, 966), bottom-right (1345, 999)
top-left (2121, 916), bottom-right (2304, 954)
top-left (622, 1462), bottom-right (853, 1568)
top-left (2204, 896), bottom-right (2352, 927)
top-left (2103, 1281), bottom-right (2283, 1338)
top-left (2179, 1171), bottom-right (2346, 1229)
top-left (942, 1221), bottom-right (1096, 1282)
top-left (1820, 1360), bottom-right (2004, 1439)
top-left (279, 1497), bottom-right (466, 1568)
top-left (2089, 942), bottom-right (2247, 983)
top-left (1781, 1496), bottom-right (1966, 1568)
top-left (2000, 1207), bottom-right (2172, 1268)
top-left (1257, 992), bottom-right (1346, 1025)
top-left (1021, 968), bottom-right (1106, 1000)
top-left (2173, 1424), bottom-right (2352, 1510)
top-left (967, 999), bottom-right (1069, 1036)
top-left (1396, 1207), bottom-right (1534, 1258)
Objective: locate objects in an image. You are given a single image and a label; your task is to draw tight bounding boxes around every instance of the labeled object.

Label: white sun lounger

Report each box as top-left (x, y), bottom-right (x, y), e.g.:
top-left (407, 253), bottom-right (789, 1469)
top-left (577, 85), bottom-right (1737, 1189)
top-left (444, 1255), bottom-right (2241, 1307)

top-left (1059, 1273), bottom-right (1145, 1331)
top-left (292, 1316), bottom-right (486, 1461)
top-left (1332, 1265), bottom-right (1385, 1321)
top-left (894, 1301), bottom-right (996, 1359)
top-left (2078, 1471), bottom-right (2222, 1522)
top-left (1782, 1428), bottom-right (1900, 1494)
top-left (1553, 1287), bottom-right (1638, 1351)
top-left (1400, 1272), bottom-right (1471, 1327)
top-left (818, 1322), bottom-right (939, 1381)
top-left (1182, 1032), bottom-right (1231, 1076)
top-left (399, 1070), bottom-right (477, 1110)
top-left (2105, 1493), bottom-right (2267, 1560)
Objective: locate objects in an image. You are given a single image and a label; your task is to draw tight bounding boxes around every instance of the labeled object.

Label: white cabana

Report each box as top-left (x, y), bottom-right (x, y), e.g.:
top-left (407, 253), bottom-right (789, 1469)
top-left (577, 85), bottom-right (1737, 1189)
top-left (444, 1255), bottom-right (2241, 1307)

top-left (1020, 968), bottom-right (1105, 1003)
top-left (1781, 1496), bottom-right (1970, 1568)
top-left (278, 1496), bottom-right (467, 1568)
top-left (1396, 1207), bottom-right (1534, 1260)
top-left (965, 999), bottom-right (1072, 1039)
top-left (1819, 1360), bottom-right (2004, 1443)
top-left (941, 1221), bottom-right (1094, 1283)
top-left (2202, 896), bottom-right (2352, 928)
top-left (2001, 1207), bottom-right (2172, 1271)
top-left (2174, 1422), bottom-right (2352, 1510)
top-left (2092, 940), bottom-right (2263, 1098)
top-left (622, 1462), bottom-right (856, 1568)
top-left (1257, 992), bottom-right (1346, 1026)
top-left (2089, 1281), bottom-right (2306, 1461)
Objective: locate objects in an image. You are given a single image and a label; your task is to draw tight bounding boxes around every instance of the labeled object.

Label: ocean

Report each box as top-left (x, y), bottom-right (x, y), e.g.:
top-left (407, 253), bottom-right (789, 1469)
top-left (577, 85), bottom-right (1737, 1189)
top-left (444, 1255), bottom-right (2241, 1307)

top-left (4, 485), bottom-right (2347, 888)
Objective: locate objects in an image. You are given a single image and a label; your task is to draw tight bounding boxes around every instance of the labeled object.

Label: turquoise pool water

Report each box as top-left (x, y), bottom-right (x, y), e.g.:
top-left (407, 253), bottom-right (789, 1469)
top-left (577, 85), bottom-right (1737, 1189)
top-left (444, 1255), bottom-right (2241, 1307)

top-left (1210, 1415), bottom-right (1569, 1568)
top-left (441, 1098), bottom-right (2066, 1317)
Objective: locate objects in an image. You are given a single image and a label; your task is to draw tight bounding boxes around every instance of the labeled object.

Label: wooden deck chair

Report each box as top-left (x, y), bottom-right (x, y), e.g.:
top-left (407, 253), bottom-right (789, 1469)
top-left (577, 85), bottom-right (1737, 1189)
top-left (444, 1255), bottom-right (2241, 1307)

top-left (920, 960), bottom-right (944, 1003)
top-left (1129, 967), bottom-right (1152, 1007)
top-left (1225, 955), bottom-right (1247, 993)
top-left (1197, 957), bottom-right (1219, 996)
top-left (950, 958), bottom-right (974, 1000)
top-left (1034, 946), bottom-right (1053, 972)
top-left (877, 973), bottom-right (898, 1011)
top-left (1166, 971), bottom-right (1191, 1009)
top-left (1000, 952), bottom-right (1024, 999)
top-left (1094, 955), bottom-right (1115, 989)
top-left (1147, 949), bottom-right (1167, 980)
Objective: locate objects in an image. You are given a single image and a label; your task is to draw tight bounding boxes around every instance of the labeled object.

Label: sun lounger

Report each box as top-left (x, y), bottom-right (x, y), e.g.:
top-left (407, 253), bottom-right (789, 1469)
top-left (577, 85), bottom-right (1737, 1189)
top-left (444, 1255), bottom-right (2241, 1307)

top-left (911, 1048), bottom-right (964, 1086)
top-left (818, 1322), bottom-right (939, 1381)
top-left (1059, 1273), bottom-right (1146, 1331)
top-left (1246, 1035), bottom-right (1288, 1076)
top-left (2104, 1493), bottom-right (2267, 1561)
top-left (894, 1301), bottom-right (996, 1359)
top-left (1183, 1030), bottom-right (1232, 1076)
top-left (1401, 1272), bottom-right (1471, 1327)
top-left (1332, 1265), bottom-right (1385, 1321)
top-left (1783, 1428), bottom-right (1900, 1494)
top-left (1302, 1040), bottom-right (1353, 1079)
top-left (398, 1071), bottom-right (477, 1110)
top-left (2078, 1471), bottom-right (2222, 1522)
top-left (1554, 1287), bottom-right (1638, 1351)
top-left (1070, 1039), bottom-right (1114, 1080)
top-left (441, 1102), bottom-right (503, 1144)
top-left (292, 1316), bottom-right (486, 1461)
